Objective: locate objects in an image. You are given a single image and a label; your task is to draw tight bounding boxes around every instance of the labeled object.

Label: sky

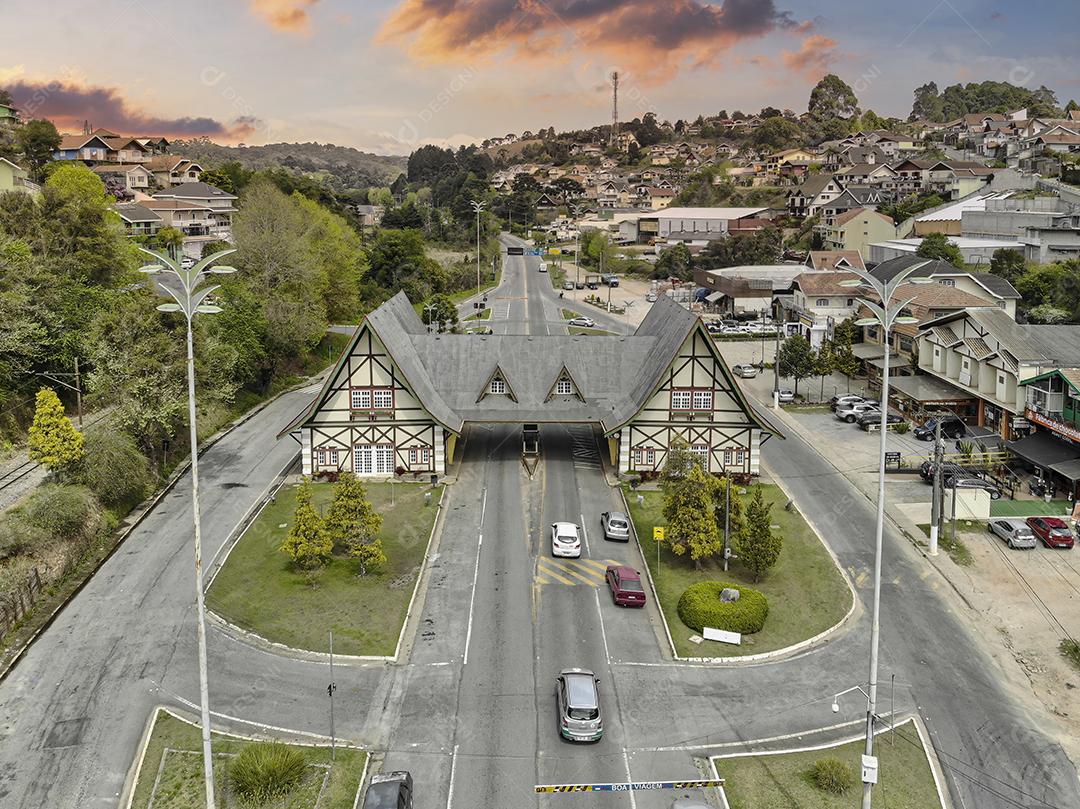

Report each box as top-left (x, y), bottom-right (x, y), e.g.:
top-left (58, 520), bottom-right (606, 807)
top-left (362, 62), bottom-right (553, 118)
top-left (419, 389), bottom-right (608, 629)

top-left (2, 0), bottom-right (1077, 156)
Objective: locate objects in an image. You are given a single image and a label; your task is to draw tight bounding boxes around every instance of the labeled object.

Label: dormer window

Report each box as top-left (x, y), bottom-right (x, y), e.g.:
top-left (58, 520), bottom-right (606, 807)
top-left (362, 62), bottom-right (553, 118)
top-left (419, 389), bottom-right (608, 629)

top-left (556, 379), bottom-right (573, 396)
top-left (489, 378), bottom-right (506, 395)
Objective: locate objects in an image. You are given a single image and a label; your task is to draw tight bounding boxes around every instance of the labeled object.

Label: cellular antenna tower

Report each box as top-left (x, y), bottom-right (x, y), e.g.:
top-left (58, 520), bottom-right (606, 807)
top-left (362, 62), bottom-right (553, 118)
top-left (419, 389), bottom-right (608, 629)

top-left (611, 71), bottom-right (619, 144)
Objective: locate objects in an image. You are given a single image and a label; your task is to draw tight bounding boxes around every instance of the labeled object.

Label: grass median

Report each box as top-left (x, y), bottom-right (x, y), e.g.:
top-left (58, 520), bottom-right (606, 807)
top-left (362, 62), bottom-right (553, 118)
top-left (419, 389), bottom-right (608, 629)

top-left (129, 709), bottom-right (366, 809)
top-left (624, 483), bottom-right (851, 657)
top-left (206, 480), bottom-right (442, 657)
top-left (714, 720), bottom-right (941, 809)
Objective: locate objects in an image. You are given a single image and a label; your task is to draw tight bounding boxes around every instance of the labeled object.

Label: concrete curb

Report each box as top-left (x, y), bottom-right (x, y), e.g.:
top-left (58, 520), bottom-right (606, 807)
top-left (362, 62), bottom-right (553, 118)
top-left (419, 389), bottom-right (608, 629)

top-left (0, 379), bottom-right (315, 684)
top-left (205, 485), bottom-right (448, 666)
top-left (618, 481), bottom-right (858, 666)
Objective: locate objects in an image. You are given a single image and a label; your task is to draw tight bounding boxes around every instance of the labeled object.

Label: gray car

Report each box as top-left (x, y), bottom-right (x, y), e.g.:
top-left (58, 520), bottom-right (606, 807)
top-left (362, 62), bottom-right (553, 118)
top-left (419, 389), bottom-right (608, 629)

top-left (988, 518), bottom-right (1037, 548)
top-left (568, 316), bottom-right (595, 328)
top-left (600, 510), bottom-right (631, 541)
top-left (556, 668), bottom-right (603, 742)
top-left (363, 771), bottom-right (413, 809)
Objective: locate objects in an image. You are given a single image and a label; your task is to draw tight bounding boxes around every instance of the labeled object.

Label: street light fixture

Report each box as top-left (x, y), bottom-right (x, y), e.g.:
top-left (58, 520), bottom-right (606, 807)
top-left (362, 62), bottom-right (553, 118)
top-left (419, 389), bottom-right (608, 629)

top-left (139, 246), bottom-right (237, 809)
top-left (470, 200), bottom-right (486, 301)
top-left (837, 261), bottom-right (932, 809)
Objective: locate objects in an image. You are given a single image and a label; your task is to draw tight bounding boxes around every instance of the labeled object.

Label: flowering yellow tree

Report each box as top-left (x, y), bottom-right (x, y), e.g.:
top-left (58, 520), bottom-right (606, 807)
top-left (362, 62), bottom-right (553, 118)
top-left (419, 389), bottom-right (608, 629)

top-left (28, 388), bottom-right (84, 472)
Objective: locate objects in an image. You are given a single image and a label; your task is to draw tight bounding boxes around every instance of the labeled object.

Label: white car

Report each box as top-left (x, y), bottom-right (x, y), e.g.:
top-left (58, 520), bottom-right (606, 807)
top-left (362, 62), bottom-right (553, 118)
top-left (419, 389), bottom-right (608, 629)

top-left (835, 402), bottom-right (879, 423)
top-left (568, 316), bottom-right (595, 328)
top-left (538, 263), bottom-right (548, 273)
top-left (645, 292), bottom-right (658, 302)
top-left (551, 522), bottom-right (582, 558)
top-left (732, 364), bottom-right (758, 379)
top-left (776, 389), bottom-right (795, 403)
top-left (987, 518), bottom-right (1037, 549)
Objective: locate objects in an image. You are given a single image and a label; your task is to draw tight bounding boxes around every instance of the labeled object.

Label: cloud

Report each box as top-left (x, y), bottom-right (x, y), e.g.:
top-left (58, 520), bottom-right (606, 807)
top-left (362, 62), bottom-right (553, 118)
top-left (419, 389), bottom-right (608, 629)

top-left (377, 0), bottom-right (808, 81)
top-left (250, 0), bottom-right (320, 33)
top-left (6, 79), bottom-right (263, 141)
top-left (780, 34), bottom-right (839, 80)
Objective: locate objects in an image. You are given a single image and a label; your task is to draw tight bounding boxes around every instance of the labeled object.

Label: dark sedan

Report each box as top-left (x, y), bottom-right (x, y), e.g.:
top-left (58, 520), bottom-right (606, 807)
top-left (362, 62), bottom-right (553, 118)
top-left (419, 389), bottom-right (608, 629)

top-left (856, 411), bottom-right (906, 431)
top-left (605, 565), bottom-right (646, 607)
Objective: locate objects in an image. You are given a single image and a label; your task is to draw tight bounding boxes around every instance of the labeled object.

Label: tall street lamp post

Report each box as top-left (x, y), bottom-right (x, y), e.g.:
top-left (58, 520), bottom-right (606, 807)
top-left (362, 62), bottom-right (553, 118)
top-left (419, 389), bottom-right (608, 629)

top-left (471, 200), bottom-right (486, 300)
top-left (139, 247), bottom-right (238, 809)
top-left (839, 261), bottom-right (931, 809)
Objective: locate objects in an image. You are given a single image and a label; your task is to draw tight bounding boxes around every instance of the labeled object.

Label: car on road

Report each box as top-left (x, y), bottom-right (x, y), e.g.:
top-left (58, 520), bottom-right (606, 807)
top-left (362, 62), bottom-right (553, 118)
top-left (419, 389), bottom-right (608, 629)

top-left (180, 256), bottom-right (196, 269)
top-left (987, 518), bottom-right (1038, 549)
top-left (914, 415), bottom-right (966, 441)
top-left (776, 389), bottom-right (795, 403)
top-left (829, 394), bottom-right (866, 411)
top-left (1026, 516), bottom-right (1075, 549)
top-left (835, 402), bottom-right (879, 423)
top-left (363, 771), bottom-right (413, 809)
top-left (605, 565), bottom-right (646, 607)
top-left (555, 668), bottom-right (603, 742)
top-left (568, 316), bottom-right (595, 328)
top-left (732, 364), bottom-right (758, 378)
top-left (562, 281), bottom-right (575, 290)
top-left (645, 292), bottom-right (658, 302)
top-left (704, 321), bottom-right (724, 334)
top-left (856, 411), bottom-right (905, 430)
top-left (575, 281), bottom-right (586, 289)
top-left (550, 521), bottom-right (582, 557)
top-left (600, 511), bottom-right (630, 541)
top-left (538, 263), bottom-right (548, 273)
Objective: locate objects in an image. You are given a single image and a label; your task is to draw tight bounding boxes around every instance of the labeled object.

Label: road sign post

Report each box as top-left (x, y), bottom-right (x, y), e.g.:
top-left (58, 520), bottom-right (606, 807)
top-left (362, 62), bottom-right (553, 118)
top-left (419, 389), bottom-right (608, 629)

top-left (653, 526), bottom-right (664, 577)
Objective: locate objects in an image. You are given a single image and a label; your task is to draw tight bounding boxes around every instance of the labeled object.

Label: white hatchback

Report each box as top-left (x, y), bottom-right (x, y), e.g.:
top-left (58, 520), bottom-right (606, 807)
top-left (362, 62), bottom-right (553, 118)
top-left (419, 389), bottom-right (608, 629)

top-left (551, 522), bottom-right (582, 558)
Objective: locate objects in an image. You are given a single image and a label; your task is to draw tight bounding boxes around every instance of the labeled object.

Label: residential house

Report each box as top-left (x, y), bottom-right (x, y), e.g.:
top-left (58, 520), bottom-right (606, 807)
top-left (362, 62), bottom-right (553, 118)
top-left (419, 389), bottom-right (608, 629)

top-left (835, 162), bottom-right (897, 187)
top-left (635, 186), bottom-right (675, 211)
top-left (596, 178), bottom-right (632, 208)
top-left (765, 147), bottom-right (816, 175)
top-left (868, 255), bottom-right (1021, 318)
top-left (0, 102), bottom-right (18, 129)
top-left (819, 208), bottom-right (896, 256)
top-left (146, 155), bottom-right (204, 187)
top-left (113, 202), bottom-right (162, 237)
top-left (788, 271), bottom-right (861, 348)
top-left (615, 131), bottom-right (639, 153)
top-left (137, 137), bottom-right (171, 154)
top-left (889, 159), bottom-right (934, 195)
top-left (786, 174), bottom-right (843, 219)
top-left (102, 137), bottom-right (150, 164)
top-left (92, 163), bottom-right (153, 195)
top-left (278, 292), bottom-right (781, 478)
top-left (817, 186), bottom-right (892, 222)
top-left (53, 133), bottom-right (113, 163)
top-left (0, 157), bottom-right (39, 195)
top-left (153, 182), bottom-right (236, 235)
top-left (804, 250), bottom-right (865, 271)
top-left (141, 199), bottom-right (215, 236)
top-left (926, 161), bottom-right (996, 199)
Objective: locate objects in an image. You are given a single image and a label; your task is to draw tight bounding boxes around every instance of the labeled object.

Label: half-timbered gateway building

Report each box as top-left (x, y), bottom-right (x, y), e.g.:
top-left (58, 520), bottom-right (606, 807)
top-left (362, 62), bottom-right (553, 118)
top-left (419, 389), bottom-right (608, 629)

top-left (278, 292), bottom-right (780, 477)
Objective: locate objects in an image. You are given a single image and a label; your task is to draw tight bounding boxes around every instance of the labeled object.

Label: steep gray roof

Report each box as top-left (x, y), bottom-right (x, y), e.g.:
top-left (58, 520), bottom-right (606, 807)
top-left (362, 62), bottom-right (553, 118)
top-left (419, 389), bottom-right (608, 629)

top-left (154, 181), bottom-right (236, 200)
top-left (869, 255), bottom-right (1020, 299)
top-left (919, 307), bottom-right (1080, 363)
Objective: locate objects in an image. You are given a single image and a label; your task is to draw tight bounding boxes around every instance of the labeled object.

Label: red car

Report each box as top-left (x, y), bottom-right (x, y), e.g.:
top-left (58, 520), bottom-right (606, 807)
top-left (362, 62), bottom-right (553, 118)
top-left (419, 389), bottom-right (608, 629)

top-left (605, 565), bottom-right (646, 607)
top-left (1026, 516), bottom-right (1075, 549)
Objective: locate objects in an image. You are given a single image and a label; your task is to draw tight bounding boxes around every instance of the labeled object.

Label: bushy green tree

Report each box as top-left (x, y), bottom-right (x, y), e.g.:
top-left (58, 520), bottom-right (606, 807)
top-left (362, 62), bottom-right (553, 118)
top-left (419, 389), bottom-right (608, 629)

top-left (777, 335), bottom-right (815, 395)
top-left (738, 487), bottom-right (782, 582)
top-left (807, 74), bottom-right (861, 143)
top-left (324, 473), bottom-right (385, 575)
top-left (280, 478), bottom-right (331, 570)
top-left (916, 232), bottom-right (963, 268)
top-left (70, 430), bottom-right (152, 509)
top-left (663, 463), bottom-right (722, 568)
top-left (989, 248), bottom-right (1025, 284)
top-left (654, 243), bottom-right (692, 281)
top-left (198, 168), bottom-right (235, 194)
top-left (423, 293), bottom-right (459, 332)
top-left (28, 388), bottom-right (84, 472)
top-left (15, 119), bottom-right (60, 182)
top-left (813, 341), bottom-right (835, 402)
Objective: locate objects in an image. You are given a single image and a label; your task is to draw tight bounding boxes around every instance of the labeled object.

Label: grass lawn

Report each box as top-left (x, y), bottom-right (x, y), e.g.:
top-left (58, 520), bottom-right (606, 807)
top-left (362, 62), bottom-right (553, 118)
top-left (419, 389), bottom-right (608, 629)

top-left (624, 484), bottom-right (851, 657)
top-left (915, 524), bottom-right (974, 566)
top-left (130, 710), bottom-right (365, 809)
top-left (464, 308), bottom-right (491, 321)
top-left (990, 498), bottom-right (1072, 517)
top-left (715, 722), bottom-right (941, 809)
top-left (206, 481), bottom-right (442, 657)
top-left (549, 265), bottom-right (567, 288)
top-left (561, 308), bottom-right (576, 320)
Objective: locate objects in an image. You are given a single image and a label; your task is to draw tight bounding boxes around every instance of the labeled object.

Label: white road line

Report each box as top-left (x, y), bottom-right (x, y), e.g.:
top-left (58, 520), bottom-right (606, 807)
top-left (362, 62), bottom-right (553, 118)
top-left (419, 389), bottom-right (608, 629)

top-left (594, 588), bottom-right (611, 665)
top-left (621, 749), bottom-right (638, 809)
top-left (480, 486), bottom-right (488, 528)
top-left (445, 744), bottom-right (459, 809)
top-left (580, 513), bottom-right (590, 557)
top-left (463, 532), bottom-right (483, 666)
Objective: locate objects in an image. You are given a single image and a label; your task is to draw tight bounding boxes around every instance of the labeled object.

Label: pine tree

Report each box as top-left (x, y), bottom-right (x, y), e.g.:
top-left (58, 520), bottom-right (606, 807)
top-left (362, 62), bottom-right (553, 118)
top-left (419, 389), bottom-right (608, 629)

top-left (324, 473), bottom-right (386, 575)
top-left (738, 487), bottom-right (782, 582)
top-left (28, 388), bottom-right (85, 473)
top-left (280, 478), bottom-right (332, 570)
top-left (663, 463), bottom-right (722, 568)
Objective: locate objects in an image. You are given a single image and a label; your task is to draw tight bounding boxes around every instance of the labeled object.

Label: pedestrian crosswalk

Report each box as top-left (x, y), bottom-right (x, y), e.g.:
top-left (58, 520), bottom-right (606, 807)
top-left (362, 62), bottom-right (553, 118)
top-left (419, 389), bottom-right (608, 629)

top-left (537, 557), bottom-right (617, 587)
top-left (568, 426), bottom-right (602, 470)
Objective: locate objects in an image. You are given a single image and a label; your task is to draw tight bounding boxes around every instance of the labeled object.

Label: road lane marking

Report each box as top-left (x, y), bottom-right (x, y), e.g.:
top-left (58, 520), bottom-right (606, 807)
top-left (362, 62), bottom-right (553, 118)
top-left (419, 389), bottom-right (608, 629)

top-left (537, 561), bottom-right (579, 587)
top-left (550, 561), bottom-right (602, 587)
top-left (595, 588), bottom-right (612, 664)
top-left (445, 743), bottom-right (459, 809)
top-left (480, 486), bottom-right (487, 527)
top-left (463, 532), bottom-right (482, 666)
top-left (580, 513), bottom-right (590, 556)
top-left (572, 557), bottom-right (617, 573)
top-left (621, 749), bottom-right (638, 809)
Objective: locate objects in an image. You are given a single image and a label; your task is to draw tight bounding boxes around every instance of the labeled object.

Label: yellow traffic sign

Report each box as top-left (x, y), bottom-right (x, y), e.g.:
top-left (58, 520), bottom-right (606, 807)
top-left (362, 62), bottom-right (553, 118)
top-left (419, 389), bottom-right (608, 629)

top-left (653, 526), bottom-right (665, 542)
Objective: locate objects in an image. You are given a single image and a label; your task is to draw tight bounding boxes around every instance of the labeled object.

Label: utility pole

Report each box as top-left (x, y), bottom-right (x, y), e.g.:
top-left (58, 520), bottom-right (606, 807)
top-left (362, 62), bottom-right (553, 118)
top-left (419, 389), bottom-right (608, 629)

top-left (610, 71), bottom-right (619, 145)
top-left (929, 418), bottom-right (943, 556)
top-left (74, 358), bottom-right (82, 428)
top-left (722, 476), bottom-right (731, 572)
top-left (470, 200), bottom-right (485, 300)
top-left (328, 631), bottom-right (337, 760)
top-left (772, 325), bottom-right (781, 408)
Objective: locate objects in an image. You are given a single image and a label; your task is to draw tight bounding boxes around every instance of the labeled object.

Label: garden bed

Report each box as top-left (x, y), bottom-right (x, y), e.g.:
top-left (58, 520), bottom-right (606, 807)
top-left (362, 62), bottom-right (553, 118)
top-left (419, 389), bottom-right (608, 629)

top-left (206, 481), bottom-right (442, 657)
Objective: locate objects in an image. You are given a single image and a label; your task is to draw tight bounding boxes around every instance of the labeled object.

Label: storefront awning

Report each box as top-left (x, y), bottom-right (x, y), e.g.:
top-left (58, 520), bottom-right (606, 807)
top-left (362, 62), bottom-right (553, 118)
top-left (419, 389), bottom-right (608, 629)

top-left (1006, 431), bottom-right (1080, 471)
top-left (867, 355), bottom-right (911, 371)
top-left (889, 374), bottom-right (976, 405)
top-left (852, 343), bottom-right (885, 360)
top-left (704, 291), bottom-right (725, 303)
top-left (1049, 458), bottom-right (1080, 482)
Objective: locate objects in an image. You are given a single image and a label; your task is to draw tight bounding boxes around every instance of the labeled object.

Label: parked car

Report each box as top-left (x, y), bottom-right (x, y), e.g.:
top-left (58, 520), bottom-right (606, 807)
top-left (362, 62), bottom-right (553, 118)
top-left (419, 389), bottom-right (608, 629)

top-left (914, 415), bottom-right (966, 441)
top-left (705, 321), bottom-right (724, 334)
top-left (363, 772), bottom-right (413, 809)
top-left (550, 522), bottom-right (582, 558)
top-left (835, 402), bottom-right (879, 423)
top-left (776, 389), bottom-right (795, 403)
top-left (563, 281), bottom-right (574, 290)
top-left (601, 274), bottom-right (619, 287)
top-left (987, 519), bottom-right (1038, 549)
top-left (857, 411), bottom-right (905, 431)
top-left (538, 263), bottom-right (548, 272)
top-left (605, 565), bottom-right (646, 607)
top-left (829, 394), bottom-right (866, 412)
top-left (575, 281), bottom-right (586, 289)
top-left (555, 669), bottom-right (603, 742)
top-left (600, 511), bottom-right (630, 541)
top-left (568, 316), bottom-right (595, 328)
top-left (732, 364), bottom-right (758, 379)
top-left (645, 292), bottom-right (658, 302)
top-left (949, 476), bottom-right (1003, 500)
top-left (1026, 516), bottom-right (1075, 549)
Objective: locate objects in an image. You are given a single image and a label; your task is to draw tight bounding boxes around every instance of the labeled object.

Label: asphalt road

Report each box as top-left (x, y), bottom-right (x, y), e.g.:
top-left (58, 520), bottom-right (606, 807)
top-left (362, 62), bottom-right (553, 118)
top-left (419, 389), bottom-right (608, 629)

top-left (1, 243), bottom-right (1078, 809)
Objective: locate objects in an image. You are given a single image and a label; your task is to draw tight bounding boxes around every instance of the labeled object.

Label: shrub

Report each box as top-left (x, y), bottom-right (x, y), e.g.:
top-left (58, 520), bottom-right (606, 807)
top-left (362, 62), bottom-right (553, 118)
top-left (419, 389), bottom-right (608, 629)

top-left (22, 484), bottom-right (102, 544)
top-left (0, 512), bottom-right (48, 560)
top-left (70, 430), bottom-right (153, 509)
top-left (676, 581), bottom-right (768, 634)
top-left (229, 742), bottom-right (307, 801)
top-left (811, 757), bottom-right (855, 794)
top-left (894, 421), bottom-right (910, 434)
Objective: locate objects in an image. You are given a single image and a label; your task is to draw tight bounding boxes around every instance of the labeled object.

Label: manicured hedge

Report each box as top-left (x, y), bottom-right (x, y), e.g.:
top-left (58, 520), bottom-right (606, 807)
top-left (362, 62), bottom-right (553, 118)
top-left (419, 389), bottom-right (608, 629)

top-left (676, 581), bottom-right (769, 635)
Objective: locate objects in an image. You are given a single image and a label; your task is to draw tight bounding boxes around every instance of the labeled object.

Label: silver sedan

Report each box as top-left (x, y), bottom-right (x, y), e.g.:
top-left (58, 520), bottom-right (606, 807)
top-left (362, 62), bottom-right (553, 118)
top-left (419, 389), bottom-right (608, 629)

top-left (987, 518), bottom-right (1038, 549)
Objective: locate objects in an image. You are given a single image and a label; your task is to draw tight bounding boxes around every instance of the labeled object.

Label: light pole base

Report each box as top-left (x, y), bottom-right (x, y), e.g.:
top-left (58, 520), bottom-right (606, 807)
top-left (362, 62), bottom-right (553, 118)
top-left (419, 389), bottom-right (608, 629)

top-left (928, 524), bottom-right (939, 556)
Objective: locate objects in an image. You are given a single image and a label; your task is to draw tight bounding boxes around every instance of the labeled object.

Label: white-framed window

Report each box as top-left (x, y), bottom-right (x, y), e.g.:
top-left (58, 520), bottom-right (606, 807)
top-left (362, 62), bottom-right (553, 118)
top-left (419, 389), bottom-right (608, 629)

top-left (632, 446), bottom-right (656, 469)
top-left (816, 298), bottom-right (829, 307)
top-left (375, 445), bottom-right (394, 474)
top-left (353, 445), bottom-right (373, 475)
top-left (489, 378), bottom-right (506, 395)
top-left (408, 447), bottom-right (432, 466)
top-left (372, 388), bottom-right (393, 409)
top-left (317, 448), bottom-right (326, 467)
top-left (723, 447), bottom-right (746, 468)
top-left (350, 388), bottom-right (371, 409)
top-left (556, 378), bottom-right (573, 396)
top-left (328, 448), bottom-right (339, 466)
top-left (692, 390), bottom-right (713, 411)
top-left (670, 390), bottom-right (692, 410)
top-left (691, 444), bottom-right (709, 469)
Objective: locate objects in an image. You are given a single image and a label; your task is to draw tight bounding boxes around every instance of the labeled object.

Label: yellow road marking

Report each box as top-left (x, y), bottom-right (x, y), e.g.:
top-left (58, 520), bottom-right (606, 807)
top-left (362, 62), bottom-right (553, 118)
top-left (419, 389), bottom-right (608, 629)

top-left (571, 557), bottom-right (617, 573)
top-left (537, 561), bottom-right (578, 586)
top-left (537, 575), bottom-right (551, 585)
top-left (550, 561), bottom-right (602, 586)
